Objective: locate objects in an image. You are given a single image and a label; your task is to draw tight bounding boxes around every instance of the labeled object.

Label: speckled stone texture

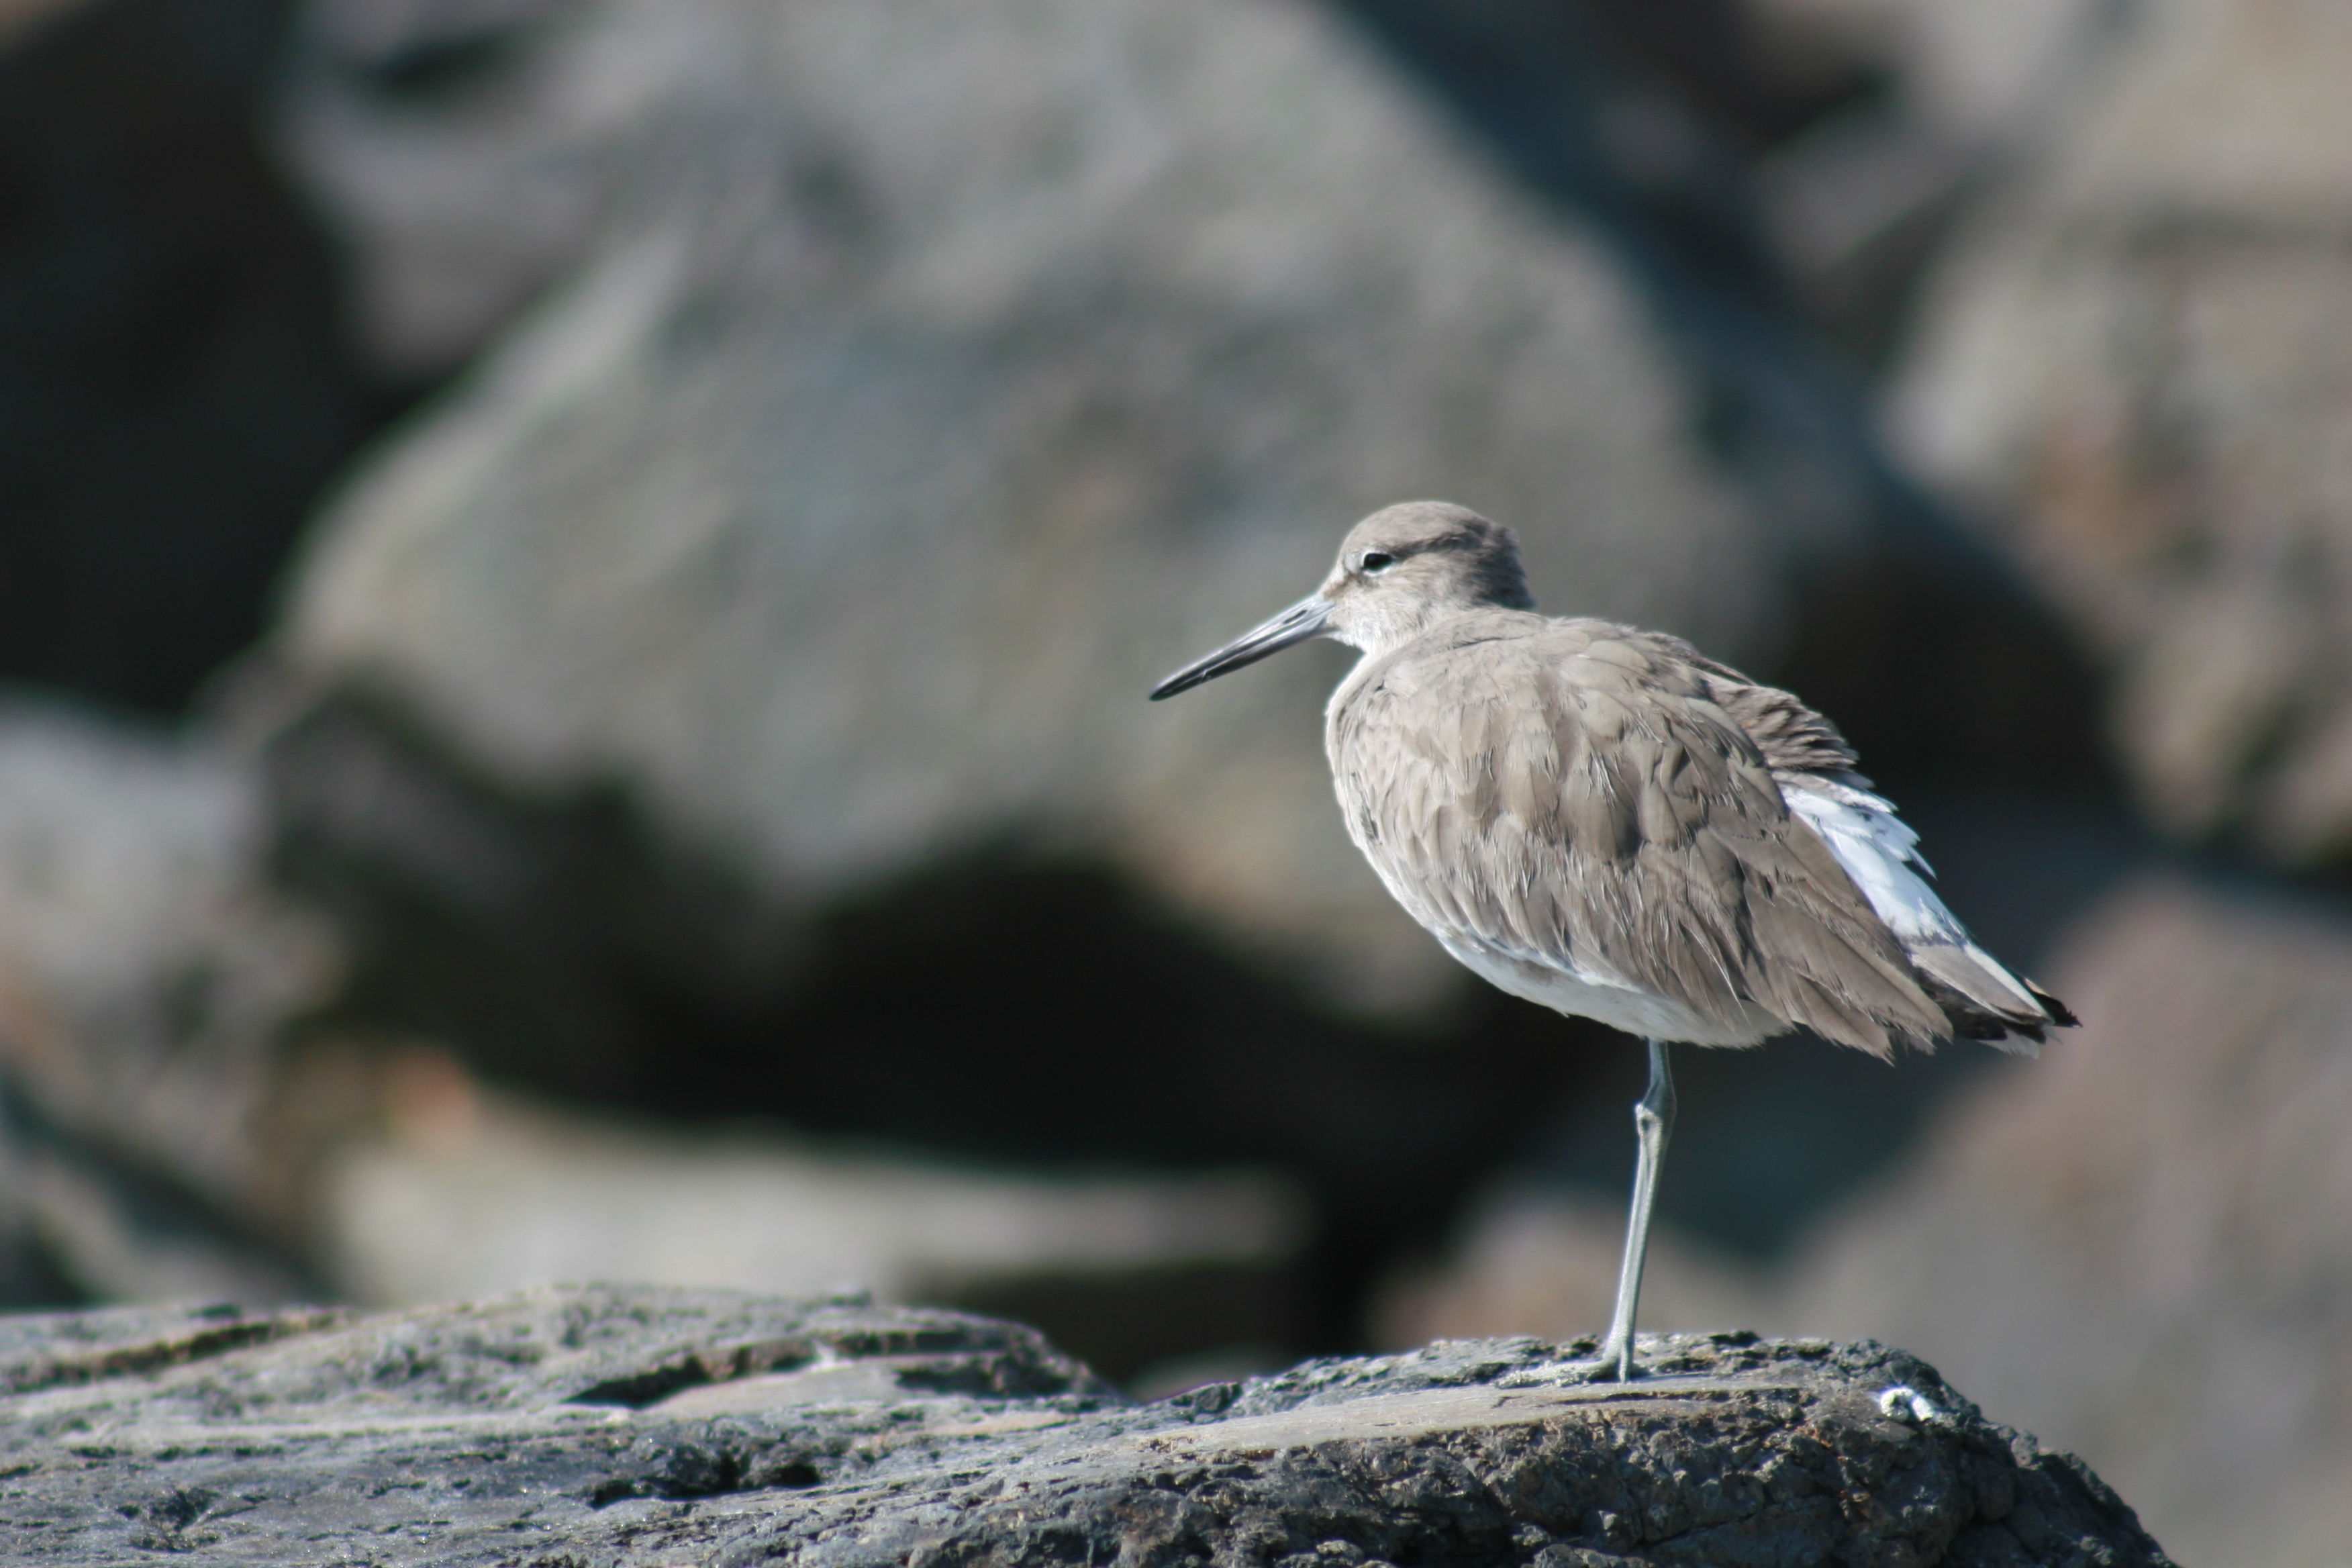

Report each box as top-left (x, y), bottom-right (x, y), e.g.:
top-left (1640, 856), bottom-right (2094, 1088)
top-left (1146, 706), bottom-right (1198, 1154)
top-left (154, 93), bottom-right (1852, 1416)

top-left (0, 1285), bottom-right (2168, 1566)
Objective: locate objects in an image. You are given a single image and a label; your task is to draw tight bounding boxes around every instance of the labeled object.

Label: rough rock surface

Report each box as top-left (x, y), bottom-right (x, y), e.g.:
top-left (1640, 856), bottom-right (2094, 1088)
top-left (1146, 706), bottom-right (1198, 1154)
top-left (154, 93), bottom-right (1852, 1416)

top-left (271, 0), bottom-right (1790, 1010)
top-left (0, 1284), bottom-right (2168, 1565)
top-left (1892, 0), bottom-right (2352, 863)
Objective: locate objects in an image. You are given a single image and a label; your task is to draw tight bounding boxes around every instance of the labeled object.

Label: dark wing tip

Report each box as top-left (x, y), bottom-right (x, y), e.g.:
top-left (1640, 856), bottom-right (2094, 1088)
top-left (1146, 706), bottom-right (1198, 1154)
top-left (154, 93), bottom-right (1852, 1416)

top-left (1919, 971), bottom-right (2075, 1049)
top-left (2028, 981), bottom-right (2079, 1029)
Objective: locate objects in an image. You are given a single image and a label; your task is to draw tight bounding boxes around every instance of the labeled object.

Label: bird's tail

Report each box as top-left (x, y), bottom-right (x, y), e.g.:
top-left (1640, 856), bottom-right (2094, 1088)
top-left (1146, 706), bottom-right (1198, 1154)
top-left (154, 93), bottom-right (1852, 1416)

top-left (1781, 774), bottom-right (2076, 1053)
top-left (1908, 940), bottom-right (2075, 1055)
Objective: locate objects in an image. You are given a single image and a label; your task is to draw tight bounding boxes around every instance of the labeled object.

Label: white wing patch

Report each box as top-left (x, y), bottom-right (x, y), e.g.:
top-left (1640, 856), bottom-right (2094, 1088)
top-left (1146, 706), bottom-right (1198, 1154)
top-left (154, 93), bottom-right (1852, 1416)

top-left (1781, 777), bottom-right (1953, 943)
top-left (1781, 777), bottom-right (2045, 1022)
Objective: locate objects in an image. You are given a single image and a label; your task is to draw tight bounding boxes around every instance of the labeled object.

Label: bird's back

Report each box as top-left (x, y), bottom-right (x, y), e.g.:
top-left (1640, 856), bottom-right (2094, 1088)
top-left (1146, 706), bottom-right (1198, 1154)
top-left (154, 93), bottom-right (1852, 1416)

top-left (1325, 611), bottom-right (2068, 1055)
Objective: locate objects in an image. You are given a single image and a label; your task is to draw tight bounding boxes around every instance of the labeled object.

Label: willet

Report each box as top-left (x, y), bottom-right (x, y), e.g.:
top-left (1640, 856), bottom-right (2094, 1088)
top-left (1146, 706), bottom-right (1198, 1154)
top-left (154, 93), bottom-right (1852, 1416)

top-left (1150, 501), bottom-right (2074, 1379)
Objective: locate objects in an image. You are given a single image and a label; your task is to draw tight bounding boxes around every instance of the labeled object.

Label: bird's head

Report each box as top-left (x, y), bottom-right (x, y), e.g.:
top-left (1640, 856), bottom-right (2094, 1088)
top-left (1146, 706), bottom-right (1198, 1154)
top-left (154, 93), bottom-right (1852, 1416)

top-left (1149, 501), bottom-right (1535, 699)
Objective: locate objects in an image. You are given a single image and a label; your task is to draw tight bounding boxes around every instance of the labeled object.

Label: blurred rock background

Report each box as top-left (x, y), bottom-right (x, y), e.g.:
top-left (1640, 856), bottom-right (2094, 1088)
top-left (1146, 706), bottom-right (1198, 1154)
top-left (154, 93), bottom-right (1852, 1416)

top-left (0, 0), bottom-right (2345, 1559)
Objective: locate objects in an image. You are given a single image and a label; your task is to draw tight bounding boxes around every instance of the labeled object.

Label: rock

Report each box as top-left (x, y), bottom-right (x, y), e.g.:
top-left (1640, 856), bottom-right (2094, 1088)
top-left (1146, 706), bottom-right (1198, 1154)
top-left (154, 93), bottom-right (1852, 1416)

top-left (277, 0), bottom-right (637, 377)
top-left (1743, 0), bottom-right (2124, 362)
top-left (0, 697), bottom-right (343, 1305)
top-left (1765, 0), bottom-right (2114, 137)
top-left (317, 1070), bottom-right (1310, 1383)
top-left (250, 681), bottom-right (1591, 1343)
top-left (0, 1283), bottom-right (2170, 1565)
top-left (268, 0), bottom-right (1786, 1014)
top-left (1891, 0), bottom-right (2352, 864)
top-left (0, 699), bottom-right (1567, 1377)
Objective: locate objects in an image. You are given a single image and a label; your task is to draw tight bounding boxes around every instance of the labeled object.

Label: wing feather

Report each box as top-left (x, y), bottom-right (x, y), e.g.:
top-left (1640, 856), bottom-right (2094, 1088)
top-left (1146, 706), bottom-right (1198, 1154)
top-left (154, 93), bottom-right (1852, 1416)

top-left (1330, 616), bottom-right (1955, 1056)
top-left (1680, 642), bottom-right (2071, 1046)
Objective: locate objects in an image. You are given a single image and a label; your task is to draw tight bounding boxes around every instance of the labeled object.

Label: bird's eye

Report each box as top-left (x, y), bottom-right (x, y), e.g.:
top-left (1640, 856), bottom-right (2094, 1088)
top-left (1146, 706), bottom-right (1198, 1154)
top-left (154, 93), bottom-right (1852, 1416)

top-left (1359, 552), bottom-right (1396, 574)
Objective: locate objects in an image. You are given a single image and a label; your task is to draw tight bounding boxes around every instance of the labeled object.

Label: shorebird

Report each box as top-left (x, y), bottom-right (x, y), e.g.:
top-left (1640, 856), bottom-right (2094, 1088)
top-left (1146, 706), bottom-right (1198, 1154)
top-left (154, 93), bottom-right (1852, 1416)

top-left (1150, 501), bottom-right (2074, 1380)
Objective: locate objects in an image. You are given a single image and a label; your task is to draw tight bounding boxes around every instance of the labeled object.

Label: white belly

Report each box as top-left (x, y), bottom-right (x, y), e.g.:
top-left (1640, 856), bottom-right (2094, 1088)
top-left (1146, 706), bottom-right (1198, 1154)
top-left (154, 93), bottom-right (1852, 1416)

top-left (1434, 932), bottom-right (1786, 1048)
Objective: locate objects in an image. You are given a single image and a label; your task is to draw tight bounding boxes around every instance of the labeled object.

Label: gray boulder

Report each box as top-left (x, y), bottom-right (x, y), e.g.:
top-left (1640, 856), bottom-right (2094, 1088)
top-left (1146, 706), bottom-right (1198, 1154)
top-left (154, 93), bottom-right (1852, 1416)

top-left (277, 0), bottom-right (638, 378)
top-left (0, 1283), bottom-right (2170, 1565)
top-left (0, 698), bottom-right (340, 1304)
top-left (271, 0), bottom-right (1791, 1009)
top-left (1745, 0), bottom-right (2122, 352)
top-left (314, 1076), bottom-right (1312, 1384)
top-left (1892, 0), bottom-right (2352, 864)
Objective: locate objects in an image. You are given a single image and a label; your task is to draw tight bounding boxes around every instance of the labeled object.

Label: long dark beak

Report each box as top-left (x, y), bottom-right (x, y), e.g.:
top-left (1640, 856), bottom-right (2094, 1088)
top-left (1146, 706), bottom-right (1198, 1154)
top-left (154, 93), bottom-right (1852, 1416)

top-left (1148, 593), bottom-right (1332, 699)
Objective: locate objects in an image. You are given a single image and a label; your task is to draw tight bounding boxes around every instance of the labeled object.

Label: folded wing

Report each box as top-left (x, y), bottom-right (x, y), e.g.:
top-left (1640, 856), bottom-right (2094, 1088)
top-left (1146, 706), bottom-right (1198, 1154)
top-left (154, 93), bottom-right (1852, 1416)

top-left (1695, 658), bottom-right (2075, 1050)
top-left (1330, 618), bottom-right (1990, 1057)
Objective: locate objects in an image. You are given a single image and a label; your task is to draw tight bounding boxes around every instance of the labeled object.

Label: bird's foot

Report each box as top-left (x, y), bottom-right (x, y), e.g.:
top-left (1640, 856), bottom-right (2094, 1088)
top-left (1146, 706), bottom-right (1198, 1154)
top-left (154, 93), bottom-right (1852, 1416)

top-left (1573, 1344), bottom-right (1646, 1384)
top-left (1500, 1336), bottom-right (1650, 1387)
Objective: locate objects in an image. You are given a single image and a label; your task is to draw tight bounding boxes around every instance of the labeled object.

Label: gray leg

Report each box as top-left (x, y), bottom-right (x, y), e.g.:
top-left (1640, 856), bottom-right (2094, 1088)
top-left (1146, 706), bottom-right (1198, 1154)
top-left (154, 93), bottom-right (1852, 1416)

top-left (1593, 1038), bottom-right (1675, 1381)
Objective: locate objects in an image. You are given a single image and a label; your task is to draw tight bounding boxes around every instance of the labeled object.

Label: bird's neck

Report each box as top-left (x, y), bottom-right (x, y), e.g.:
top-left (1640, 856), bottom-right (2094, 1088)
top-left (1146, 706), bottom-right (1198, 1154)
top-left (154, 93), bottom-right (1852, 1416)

top-left (1326, 603), bottom-right (1532, 723)
top-left (1334, 597), bottom-right (1526, 660)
